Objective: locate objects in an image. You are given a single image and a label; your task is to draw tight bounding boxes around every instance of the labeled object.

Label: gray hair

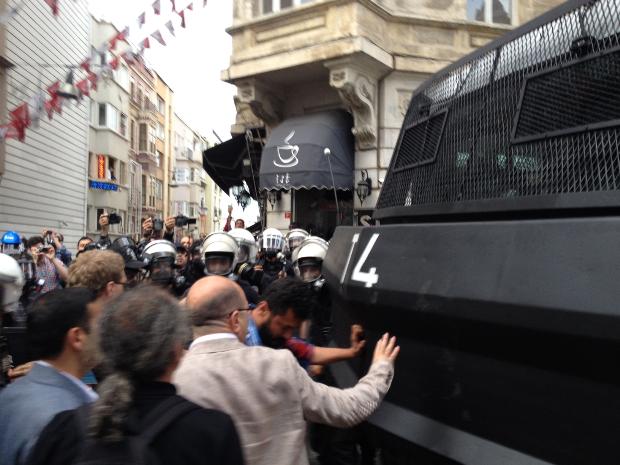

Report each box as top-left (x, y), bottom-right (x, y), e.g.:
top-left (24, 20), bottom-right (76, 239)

top-left (189, 284), bottom-right (242, 326)
top-left (89, 285), bottom-right (191, 442)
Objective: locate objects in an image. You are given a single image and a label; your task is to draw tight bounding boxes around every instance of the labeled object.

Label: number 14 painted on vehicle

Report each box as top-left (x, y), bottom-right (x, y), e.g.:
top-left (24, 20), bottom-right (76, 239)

top-left (341, 233), bottom-right (380, 288)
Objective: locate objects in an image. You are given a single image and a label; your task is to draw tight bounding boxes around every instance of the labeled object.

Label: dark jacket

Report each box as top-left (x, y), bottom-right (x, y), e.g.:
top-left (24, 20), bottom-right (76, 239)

top-left (26, 381), bottom-right (244, 465)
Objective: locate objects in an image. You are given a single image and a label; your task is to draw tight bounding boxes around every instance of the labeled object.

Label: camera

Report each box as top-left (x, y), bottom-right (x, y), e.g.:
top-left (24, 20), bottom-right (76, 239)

top-left (108, 213), bottom-right (122, 225)
top-left (153, 218), bottom-right (164, 232)
top-left (175, 215), bottom-right (197, 227)
top-left (44, 231), bottom-right (54, 246)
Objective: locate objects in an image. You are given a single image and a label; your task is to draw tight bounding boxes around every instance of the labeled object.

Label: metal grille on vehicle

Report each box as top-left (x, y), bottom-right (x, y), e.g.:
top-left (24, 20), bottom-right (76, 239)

top-left (377, 0), bottom-right (620, 215)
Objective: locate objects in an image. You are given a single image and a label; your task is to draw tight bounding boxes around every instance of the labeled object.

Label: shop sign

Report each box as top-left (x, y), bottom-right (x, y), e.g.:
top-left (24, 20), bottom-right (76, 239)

top-left (89, 180), bottom-right (118, 191)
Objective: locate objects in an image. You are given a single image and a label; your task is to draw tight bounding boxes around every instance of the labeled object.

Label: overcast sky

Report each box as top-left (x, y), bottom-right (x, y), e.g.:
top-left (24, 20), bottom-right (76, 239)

top-left (89, 0), bottom-right (261, 225)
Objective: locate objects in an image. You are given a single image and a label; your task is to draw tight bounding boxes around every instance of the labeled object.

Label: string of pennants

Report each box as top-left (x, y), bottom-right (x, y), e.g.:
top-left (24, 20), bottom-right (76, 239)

top-left (0, 0), bottom-right (208, 142)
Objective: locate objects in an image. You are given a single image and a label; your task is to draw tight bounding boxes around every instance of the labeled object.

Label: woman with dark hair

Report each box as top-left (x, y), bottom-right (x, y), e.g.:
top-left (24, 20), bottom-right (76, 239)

top-left (27, 286), bottom-right (244, 465)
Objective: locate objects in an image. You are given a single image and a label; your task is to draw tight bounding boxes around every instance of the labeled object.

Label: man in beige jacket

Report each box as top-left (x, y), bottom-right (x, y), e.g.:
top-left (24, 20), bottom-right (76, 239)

top-left (174, 276), bottom-right (399, 465)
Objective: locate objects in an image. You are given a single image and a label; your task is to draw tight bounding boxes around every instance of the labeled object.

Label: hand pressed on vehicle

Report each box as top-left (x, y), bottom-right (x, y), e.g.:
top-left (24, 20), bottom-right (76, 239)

top-left (372, 333), bottom-right (400, 364)
top-left (349, 324), bottom-right (366, 356)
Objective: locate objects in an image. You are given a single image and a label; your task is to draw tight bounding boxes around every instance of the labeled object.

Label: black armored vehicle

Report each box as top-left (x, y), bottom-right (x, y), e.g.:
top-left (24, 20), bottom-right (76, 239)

top-left (324, 0), bottom-right (620, 463)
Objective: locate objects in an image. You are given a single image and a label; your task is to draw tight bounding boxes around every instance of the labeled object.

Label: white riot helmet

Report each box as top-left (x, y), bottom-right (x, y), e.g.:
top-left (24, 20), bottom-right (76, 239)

top-left (284, 229), bottom-right (309, 257)
top-left (201, 232), bottom-right (239, 276)
top-left (262, 228), bottom-right (284, 255)
top-left (0, 253), bottom-right (24, 311)
top-left (293, 237), bottom-right (329, 283)
top-left (141, 240), bottom-right (177, 284)
top-left (228, 228), bottom-right (258, 265)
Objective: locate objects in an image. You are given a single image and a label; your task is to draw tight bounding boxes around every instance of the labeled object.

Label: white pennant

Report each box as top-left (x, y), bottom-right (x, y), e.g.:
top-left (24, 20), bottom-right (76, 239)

top-left (165, 20), bottom-right (175, 37)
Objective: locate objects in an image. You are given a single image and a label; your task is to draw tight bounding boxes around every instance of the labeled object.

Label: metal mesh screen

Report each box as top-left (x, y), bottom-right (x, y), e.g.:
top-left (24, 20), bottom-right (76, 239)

top-left (395, 111), bottom-right (447, 170)
top-left (378, 0), bottom-right (620, 214)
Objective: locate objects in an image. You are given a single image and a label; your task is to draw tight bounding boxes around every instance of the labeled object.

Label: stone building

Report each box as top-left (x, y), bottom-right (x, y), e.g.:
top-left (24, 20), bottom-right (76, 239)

top-left (217, 0), bottom-right (563, 236)
top-left (153, 72), bottom-right (174, 218)
top-left (171, 114), bottom-right (212, 237)
top-left (85, 16), bottom-right (131, 239)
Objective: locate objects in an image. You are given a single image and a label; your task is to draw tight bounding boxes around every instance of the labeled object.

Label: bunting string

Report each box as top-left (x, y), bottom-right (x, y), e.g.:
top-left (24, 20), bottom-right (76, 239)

top-left (4, 0), bottom-right (203, 142)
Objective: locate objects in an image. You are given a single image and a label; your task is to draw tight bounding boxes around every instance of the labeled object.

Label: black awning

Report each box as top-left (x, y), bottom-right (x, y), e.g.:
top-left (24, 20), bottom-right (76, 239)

top-left (202, 134), bottom-right (246, 194)
top-left (259, 110), bottom-right (354, 191)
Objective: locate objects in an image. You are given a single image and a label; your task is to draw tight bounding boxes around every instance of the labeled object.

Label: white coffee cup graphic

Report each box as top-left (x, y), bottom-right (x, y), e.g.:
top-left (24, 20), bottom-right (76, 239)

top-left (274, 130), bottom-right (299, 168)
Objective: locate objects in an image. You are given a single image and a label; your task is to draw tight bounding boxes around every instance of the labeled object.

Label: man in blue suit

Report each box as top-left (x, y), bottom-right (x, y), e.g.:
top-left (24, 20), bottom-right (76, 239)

top-left (0, 288), bottom-right (100, 465)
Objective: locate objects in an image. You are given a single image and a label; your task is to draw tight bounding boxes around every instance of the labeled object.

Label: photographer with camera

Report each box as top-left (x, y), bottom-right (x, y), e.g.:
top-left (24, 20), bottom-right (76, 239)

top-left (25, 236), bottom-right (68, 296)
top-left (137, 216), bottom-right (177, 254)
top-left (40, 230), bottom-right (71, 266)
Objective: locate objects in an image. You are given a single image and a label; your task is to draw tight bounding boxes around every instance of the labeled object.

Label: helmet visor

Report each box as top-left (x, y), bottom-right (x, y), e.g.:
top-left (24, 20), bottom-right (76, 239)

top-left (205, 255), bottom-right (233, 276)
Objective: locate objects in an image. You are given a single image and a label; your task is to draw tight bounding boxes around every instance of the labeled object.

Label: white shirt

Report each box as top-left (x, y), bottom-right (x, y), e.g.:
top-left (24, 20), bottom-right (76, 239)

top-left (189, 333), bottom-right (238, 350)
top-left (36, 361), bottom-right (99, 402)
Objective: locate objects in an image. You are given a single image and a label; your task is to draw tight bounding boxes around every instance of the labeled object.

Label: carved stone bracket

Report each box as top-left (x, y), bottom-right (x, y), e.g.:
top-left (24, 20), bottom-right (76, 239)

top-left (326, 56), bottom-right (389, 150)
top-left (235, 78), bottom-right (283, 128)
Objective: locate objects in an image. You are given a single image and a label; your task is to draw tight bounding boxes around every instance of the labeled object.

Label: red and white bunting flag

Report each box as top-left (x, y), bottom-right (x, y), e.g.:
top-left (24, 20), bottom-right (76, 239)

top-left (170, 0), bottom-right (176, 12)
top-left (80, 58), bottom-right (91, 74)
top-left (109, 55), bottom-right (121, 70)
top-left (43, 0), bottom-right (59, 16)
top-left (165, 20), bottom-right (175, 37)
top-left (140, 37), bottom-right (151, 50)
top-left (152, 0), bottom-right (161, 15)
top-left (203, 0), bottom-right (207, 6)
top-left (108, 36), bottom-right (118, 51)
top-left (3, 124), bottom-right (20, 141)
top-left (118, 27), bottom-right (130, 40)
top-left (177, 9), bottom-right (186, 28)
top-left (76, 78), bottom-right (90, 97)
top-left (44, 99), bottom-right (55, 120)
top-left (187, 2), bottom-right (193, 11)
top-left (151, 30), bottom-right (166, 46)
top-left (10, 103), bottom-right (31, 142)
top-left (121, 51), bottom-right (136, 65)
top-left (47, 81), bottom-right (60, 97)
top-left (138, 12), bottom-right (146, 27)
top-left (88, 72), bottom-right (98, 91)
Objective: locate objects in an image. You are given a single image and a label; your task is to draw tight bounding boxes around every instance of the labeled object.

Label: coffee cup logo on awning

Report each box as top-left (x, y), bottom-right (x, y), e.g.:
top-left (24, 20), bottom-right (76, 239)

top-left (274, 130), bottom-right (299, 168)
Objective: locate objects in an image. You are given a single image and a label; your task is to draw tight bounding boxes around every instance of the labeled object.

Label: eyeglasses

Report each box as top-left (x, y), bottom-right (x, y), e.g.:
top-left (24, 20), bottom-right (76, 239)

top-left (114, 281), bottom-right (128, 287)
top-left (227, 307), bottom-right (251, 318)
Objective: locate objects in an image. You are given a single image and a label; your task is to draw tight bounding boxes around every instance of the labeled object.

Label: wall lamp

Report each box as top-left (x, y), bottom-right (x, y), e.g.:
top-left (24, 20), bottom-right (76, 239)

top-left (356, 169), bottom-right (372, 205)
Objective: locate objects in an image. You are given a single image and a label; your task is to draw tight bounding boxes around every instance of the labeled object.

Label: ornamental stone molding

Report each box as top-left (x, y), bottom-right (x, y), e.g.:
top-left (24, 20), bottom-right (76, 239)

top-left (235, 78), bottom-right (283, 128)
top-left (326, 55), bottom-right (390, 150)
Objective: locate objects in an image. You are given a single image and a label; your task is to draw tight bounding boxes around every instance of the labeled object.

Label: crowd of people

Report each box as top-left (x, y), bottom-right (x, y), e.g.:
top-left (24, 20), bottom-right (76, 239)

top-left (0, 213), bottom-right (400, 465)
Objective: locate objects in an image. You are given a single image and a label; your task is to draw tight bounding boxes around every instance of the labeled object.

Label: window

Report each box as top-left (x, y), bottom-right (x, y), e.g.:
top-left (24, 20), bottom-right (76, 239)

top-left (142, 175), bottom-right (147, 205)
top-left (130, 80), bottom-right (135, 101)
top-left (156, 122), bottom-right (165, 140)
top-left (98, 103), bottom-right (106, 126)
top-left (155, 151), bottom-right (163, 167)
top-left (108, 157), bottom-right (117, 181)
top-left (137, 88), bottom-right (143, 107)
top-left (130, 119), bottom-right (136, 149)
top-left (157, 95), bottom-right (165, 114)
top-left (261, 0), bottom-right (312, 14)
top-left (139, 123), bottom-right (148, 151)
top-left (149, 129), bottom-right (157, 155)
top-left (120, 113), bottom-right (127, 137)
top-left (190, 168), bottom-right (195, 183)
top-left (467, 0), bottom-right (511, 24)
top-left (175, 168), bottom-right (190, 183)
top-left (96, 208), bottom-right (104, 231)
top-left (98, 103), bottom-right (121, 132)
top-left (154, 179), bottom-right (163, 200)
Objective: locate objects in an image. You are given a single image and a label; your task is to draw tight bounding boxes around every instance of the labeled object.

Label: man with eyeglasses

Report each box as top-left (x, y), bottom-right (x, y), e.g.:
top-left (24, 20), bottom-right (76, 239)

top-left (174, 276), bottom-right (399, 465)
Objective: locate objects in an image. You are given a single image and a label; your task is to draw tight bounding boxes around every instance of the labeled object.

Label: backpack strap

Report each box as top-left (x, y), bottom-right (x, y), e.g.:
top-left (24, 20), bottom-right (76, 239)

top-left (129, 396), bottom-right (200, 465)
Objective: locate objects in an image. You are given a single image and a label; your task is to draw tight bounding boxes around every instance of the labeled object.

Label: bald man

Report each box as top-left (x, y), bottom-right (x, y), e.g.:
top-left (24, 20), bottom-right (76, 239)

top-left (173, 276), bottom-right (400, 465)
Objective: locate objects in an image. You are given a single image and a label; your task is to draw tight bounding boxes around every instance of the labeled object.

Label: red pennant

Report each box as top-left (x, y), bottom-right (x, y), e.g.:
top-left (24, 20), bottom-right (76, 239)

top-left (44, 99), bottom-right (55, 120)
top-left (187, 2), bottom-right (193, 11)
top-left (151, 30), bottom-right (166, 46)
top-left (76, 79), bottom-right (90, 97)
top-left (177, 9), bottom-right (186, 28)
top-left (10, 103), bottom-right (31, 142)
top-left (110, 56), bottom-right (120, 70)
top-left (140, 37), bottom-right (151, 50)
top-left (109, 37), bottom-right (118, 51)
top-left (88, 72), bottom-right (98, 91)
top-left (138, 12), bottom-right (146, 27)
top-left (47, 81), bottom-right (60, 97)
top-left (152, 0), bottom-right (161, 15)
top-left (44, 0), bottom-right (59, 16)
top-left (4, 124), bottom-right (20, 140)
top-left (80, 59), bottom-right (91, 74)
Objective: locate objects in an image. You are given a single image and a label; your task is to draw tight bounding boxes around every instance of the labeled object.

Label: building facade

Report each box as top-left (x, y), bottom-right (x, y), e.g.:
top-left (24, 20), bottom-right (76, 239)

top-left (223, 0), bottom-right (564, 236)
top-left (171, 114), bottom-right (210, 237)
top-left (154, 72), bottom-right (174, 219)
top-left (0, 0), bottom-right (90, 250)
top-left (128, 56), bottom-right (164, 224)
top-left (85, 17), bottom-right (131, 239)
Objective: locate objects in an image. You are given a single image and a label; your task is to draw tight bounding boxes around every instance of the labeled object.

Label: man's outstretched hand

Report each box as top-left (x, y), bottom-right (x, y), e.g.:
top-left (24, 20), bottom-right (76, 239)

top-left (372, 333), bottom-right (400, 364)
